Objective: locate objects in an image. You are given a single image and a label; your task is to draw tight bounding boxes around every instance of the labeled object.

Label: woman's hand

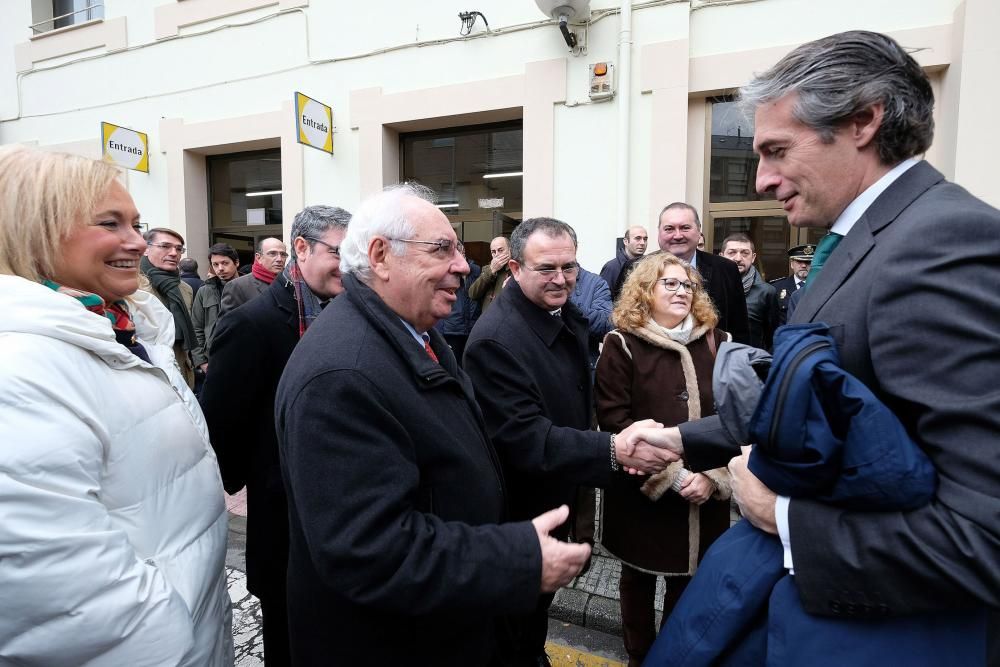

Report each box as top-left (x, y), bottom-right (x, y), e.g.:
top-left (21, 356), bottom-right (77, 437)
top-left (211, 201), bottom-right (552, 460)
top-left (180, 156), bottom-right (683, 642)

top-left (679, 472), bottom-right (715, 505)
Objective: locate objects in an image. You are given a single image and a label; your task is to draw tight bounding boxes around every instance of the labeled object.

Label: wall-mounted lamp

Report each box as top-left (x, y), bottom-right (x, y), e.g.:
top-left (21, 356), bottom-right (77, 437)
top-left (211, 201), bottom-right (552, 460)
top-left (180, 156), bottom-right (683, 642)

top-left (534, 0), bottom-right (590, 50)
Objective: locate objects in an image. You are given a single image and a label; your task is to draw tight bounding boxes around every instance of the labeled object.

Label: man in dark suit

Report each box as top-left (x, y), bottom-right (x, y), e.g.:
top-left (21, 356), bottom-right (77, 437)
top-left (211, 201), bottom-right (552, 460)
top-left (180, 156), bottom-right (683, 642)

top-left (465, 217), bottom-right (664, 666)
top-left (633, 30), bottom-right (1000, 662)
top-left (199, 205), bottom-right (351, 665)
top-left (768, 244), bottom-right (813, 326)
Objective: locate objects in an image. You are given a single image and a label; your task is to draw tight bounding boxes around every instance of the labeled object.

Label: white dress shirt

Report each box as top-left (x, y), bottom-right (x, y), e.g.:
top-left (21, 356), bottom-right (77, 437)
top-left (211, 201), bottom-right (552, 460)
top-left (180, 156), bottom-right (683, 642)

top-left (774, 157), bottom-right (920, 572)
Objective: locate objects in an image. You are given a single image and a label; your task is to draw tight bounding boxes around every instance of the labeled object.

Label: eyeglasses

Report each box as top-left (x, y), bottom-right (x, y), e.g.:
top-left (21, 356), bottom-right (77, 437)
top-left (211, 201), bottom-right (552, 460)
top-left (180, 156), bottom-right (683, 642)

top-left (262, 250), bottom-right (289, 258)
top-left (524, 263), bottom-right (579, 279)
top-left (657, 278), bottom-right (698, 293)
top-left (303, 236), bottom-right (340, 257)
top-left (390, 238), bottom-right (457, 258)
top-left (147, 241), bottom-right (186, 254)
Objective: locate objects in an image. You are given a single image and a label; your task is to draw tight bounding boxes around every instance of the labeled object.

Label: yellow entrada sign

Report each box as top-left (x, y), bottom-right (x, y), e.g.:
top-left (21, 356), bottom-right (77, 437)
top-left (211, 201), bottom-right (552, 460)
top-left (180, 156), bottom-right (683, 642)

top-left (101, 122), bottom-right (149, 173)
top-left (295, 91), bottom-right (333, 154)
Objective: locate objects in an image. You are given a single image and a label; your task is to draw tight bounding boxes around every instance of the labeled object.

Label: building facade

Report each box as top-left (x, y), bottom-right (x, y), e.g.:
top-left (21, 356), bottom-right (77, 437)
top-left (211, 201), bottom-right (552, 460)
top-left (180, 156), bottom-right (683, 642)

top-left (2, 0), bottom-right (996, 273)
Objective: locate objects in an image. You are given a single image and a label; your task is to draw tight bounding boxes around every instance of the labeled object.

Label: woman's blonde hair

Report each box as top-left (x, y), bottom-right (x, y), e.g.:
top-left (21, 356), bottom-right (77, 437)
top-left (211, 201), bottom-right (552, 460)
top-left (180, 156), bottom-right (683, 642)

top-left (0, 145), bottom-right (120, 282)
top-left (612, 252), bottom-right (719, 332)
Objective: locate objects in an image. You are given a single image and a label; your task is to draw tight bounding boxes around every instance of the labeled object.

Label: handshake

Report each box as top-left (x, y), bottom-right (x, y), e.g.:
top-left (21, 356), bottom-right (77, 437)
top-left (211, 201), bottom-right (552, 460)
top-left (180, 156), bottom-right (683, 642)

top-left (532, 421), bottom-right (688, 594)
top-left (613, 419), bottom-right (684, 475)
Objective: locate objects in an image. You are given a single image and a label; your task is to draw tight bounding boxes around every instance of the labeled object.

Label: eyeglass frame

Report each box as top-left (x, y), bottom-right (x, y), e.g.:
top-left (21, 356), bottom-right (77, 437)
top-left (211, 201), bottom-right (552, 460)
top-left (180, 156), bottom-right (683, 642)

top-left (388, 238), bottom-right (459, 258)
top-left (147, 241), bottom-right (186, 254)
top-left (303, 236), bottom-right (340, 257)
top-left (522, 262), bottom-right (580, 280)
top-left (656, 277), bottom-right (699, 293)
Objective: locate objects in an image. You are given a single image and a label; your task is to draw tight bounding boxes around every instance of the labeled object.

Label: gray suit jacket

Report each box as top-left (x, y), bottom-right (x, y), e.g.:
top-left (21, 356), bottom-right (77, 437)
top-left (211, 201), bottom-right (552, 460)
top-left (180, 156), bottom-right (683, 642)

top-left (787, 160), bottom-right (1000, 618)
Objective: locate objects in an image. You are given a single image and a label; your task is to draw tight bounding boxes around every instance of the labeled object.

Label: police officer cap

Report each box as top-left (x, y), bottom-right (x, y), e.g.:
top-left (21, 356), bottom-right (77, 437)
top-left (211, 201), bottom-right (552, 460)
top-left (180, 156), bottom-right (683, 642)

top-left (788, 244), bottom-right (815, 262)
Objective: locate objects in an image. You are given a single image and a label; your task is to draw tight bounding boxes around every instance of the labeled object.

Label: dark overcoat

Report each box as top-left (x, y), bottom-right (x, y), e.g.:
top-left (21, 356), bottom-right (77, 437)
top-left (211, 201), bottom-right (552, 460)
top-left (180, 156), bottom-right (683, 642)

top-left (275, 274), bottom-right (541, 666)
top-left (199, 276), bottom-right (300, 600)
top-left (464, 280), bottom-right (613, 533)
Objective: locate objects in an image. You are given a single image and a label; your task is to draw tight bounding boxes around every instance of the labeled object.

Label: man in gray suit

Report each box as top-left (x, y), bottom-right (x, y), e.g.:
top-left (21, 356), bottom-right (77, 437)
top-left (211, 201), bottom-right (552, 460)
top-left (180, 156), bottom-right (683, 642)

top-left (631, 30), bottom-right (999, 660)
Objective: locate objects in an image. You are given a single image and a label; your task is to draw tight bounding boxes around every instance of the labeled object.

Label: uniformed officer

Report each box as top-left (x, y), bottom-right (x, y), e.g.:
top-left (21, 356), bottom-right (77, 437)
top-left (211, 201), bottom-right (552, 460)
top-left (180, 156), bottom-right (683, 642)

top-left (769, 244), bottom-right (814, 326)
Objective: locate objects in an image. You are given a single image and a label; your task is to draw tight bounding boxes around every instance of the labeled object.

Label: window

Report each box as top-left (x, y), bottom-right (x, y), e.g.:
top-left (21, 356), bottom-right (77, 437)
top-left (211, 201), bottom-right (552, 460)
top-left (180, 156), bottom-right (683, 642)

top-left (32, 1), bottom-right (104, 34)
top-left (207, 149), bottom-right (283, 267)
top-left (401, 121), bottom-right (522, 268)
top-left (706, 98), bottom-right (814, 279)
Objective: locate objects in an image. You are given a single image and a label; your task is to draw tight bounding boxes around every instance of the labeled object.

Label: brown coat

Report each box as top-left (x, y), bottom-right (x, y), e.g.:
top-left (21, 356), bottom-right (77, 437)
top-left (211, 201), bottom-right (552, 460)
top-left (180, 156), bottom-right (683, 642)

top-left (595, 321), bottom-right (731, 575)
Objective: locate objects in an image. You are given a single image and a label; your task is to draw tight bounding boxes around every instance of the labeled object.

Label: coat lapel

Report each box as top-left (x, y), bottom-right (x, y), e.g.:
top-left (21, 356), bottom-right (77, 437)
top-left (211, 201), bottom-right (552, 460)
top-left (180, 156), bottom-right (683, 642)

top-left (792, 161), bottom-right (945, 323)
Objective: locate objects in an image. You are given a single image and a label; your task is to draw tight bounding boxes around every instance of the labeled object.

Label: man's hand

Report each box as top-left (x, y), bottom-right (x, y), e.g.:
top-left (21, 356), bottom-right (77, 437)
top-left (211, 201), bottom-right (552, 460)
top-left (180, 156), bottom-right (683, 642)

top-left (679, 472), bottom-right (715, 505)
top-left (729, 445), bottom-right (778, 534)
top-left (489, 251), bottom-right (510, 273)
top-left (623, 425), bottom-right (684, 458)
top-left (614, 420), bottom-right (676, 474)
top-left (533, 505), bottom-right (591, 593)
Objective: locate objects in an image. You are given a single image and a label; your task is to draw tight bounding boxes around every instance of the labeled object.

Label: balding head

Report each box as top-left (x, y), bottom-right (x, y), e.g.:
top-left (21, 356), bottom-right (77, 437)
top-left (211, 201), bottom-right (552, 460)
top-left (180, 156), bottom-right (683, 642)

top-left (623, 225), bottom-right (648, 258)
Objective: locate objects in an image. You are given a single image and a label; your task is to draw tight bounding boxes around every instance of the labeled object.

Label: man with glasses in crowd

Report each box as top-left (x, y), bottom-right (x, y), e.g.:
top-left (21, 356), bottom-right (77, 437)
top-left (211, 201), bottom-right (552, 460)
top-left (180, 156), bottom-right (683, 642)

top-left (140, 227), bottom-right (197, 387)
top-left (201, 205), bottom-right (350, 665)
top-left (465, 217), bottom-right (662, 667)
top-left (220, 236), bottom-right (288, 313)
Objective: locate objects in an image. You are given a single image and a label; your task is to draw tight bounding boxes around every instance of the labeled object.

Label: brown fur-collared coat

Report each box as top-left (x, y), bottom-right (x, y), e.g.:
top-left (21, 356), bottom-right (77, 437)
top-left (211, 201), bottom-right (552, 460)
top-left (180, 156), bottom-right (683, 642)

top-left (595, 320), bottom-right (732, 575)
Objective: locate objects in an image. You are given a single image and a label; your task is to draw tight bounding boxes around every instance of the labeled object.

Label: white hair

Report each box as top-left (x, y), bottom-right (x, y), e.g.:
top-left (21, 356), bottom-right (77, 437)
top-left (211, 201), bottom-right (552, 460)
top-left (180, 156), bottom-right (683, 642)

top-left (339, 183), bottom-right (437, 284)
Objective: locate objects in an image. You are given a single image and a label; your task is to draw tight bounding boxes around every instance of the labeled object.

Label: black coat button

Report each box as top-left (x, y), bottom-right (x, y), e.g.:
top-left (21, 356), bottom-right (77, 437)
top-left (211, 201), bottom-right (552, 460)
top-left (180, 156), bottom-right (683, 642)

top-left (678, 391), bottom-right (689, 401)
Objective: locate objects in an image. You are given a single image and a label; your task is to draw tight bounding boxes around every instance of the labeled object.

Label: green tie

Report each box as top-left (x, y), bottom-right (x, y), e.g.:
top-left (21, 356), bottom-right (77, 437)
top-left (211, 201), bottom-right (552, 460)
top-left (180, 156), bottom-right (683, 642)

top-left (805, 232), bottom-right (844, 287)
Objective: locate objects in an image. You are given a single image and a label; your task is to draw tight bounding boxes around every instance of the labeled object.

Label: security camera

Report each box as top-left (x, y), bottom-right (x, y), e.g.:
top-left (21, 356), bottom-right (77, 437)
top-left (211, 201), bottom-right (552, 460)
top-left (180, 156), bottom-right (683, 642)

top-left (533, 0), bottom-right (591, 22)
top-left (534, 0), bottom-right (590, 48)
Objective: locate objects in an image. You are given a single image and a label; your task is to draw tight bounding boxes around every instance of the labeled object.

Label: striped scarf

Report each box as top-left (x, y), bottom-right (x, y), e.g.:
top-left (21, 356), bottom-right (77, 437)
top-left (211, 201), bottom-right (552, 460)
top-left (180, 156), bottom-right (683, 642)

top-left (43, 280), bottom-right (135, 336)
top-left (282, 263), bottom-right (327, 338)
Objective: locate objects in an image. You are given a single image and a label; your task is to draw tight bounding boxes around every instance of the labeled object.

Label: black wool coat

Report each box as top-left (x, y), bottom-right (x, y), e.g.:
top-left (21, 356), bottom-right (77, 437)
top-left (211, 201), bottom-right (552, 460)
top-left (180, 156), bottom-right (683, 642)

top-left (199, 276), bottom-right (300, 601)
top-left (464, 280), bottom-right (613, 532)
top-left (275, 274), bottom-right (541, 666)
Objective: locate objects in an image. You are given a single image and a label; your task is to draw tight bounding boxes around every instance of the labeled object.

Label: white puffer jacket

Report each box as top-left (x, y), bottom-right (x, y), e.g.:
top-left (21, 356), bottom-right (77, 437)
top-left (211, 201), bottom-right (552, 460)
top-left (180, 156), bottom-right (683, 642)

top-left (0, 275), bottom-right (233, 666)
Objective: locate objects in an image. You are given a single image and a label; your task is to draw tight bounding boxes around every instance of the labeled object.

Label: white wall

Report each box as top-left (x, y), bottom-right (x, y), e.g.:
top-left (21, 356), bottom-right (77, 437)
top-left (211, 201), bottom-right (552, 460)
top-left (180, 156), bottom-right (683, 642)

top-left (1, 0), bottom-right (991, 272)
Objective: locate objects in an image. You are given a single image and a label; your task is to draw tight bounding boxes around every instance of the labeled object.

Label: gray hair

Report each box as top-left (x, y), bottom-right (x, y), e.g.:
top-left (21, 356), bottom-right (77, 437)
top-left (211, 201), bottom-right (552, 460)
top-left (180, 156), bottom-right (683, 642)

top-left (340, 182), bottom-right (438, 283)
top-left (179, 258), bottom-right (199, 273)
top-left (509, 217), bottom-right (578, 263)
top-left (739, 30), bottom-right (934, 164)
top-left (658, 202), bottom-right (701, 230)
top-left (290, 205), bottom-right (352, 262)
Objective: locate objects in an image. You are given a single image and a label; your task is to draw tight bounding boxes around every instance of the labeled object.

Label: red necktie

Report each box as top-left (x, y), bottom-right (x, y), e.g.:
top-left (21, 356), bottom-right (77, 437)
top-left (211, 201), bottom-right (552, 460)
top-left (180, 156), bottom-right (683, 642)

top-left (423, 336), bottom-right (439, 363)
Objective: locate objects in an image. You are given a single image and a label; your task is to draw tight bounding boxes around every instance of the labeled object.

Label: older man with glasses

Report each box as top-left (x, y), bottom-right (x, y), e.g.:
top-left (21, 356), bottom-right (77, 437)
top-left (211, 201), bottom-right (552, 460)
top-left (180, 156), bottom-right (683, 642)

top-left (219, 236), bottom-right (288, 313)
top-left (274, 188), bottom-right (672, 665)
top-left (140, 227), bottom-right (197, 387)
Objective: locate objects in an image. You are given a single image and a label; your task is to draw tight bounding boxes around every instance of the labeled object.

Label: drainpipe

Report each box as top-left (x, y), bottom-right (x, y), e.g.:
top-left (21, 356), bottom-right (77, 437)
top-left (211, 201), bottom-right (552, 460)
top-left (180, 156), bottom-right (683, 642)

top-left (617, 0), bottom-right (632, 235)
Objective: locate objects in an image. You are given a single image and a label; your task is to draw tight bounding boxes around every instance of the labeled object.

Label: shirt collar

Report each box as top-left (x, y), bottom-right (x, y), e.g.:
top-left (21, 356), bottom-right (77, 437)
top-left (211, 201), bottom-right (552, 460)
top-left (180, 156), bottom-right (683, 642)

top-left (830, 158), bottom-right (920, 236)
top-left (398, 317), bottom-right (427, 349)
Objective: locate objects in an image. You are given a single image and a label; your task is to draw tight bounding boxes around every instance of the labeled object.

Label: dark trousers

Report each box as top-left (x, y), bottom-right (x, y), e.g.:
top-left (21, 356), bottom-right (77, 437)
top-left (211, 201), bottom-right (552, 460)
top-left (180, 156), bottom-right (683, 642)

top-left (493, 592), bottom-right (556, 665)
top-left (618, 565), bottom-right (691, 667)
top-left (259, 594), bottom-right (291, 666)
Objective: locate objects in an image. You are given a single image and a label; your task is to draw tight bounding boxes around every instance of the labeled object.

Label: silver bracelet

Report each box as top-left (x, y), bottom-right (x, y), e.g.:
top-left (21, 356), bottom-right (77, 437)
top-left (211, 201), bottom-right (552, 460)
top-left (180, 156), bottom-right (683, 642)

top-left (610, 433), bottom-right (620, 472)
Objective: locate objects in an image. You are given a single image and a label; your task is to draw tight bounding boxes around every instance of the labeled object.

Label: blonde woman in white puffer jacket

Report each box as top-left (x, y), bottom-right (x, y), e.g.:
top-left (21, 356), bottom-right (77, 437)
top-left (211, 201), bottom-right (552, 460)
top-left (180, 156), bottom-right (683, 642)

top-left (0, 145), bottom-right (233, 666)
